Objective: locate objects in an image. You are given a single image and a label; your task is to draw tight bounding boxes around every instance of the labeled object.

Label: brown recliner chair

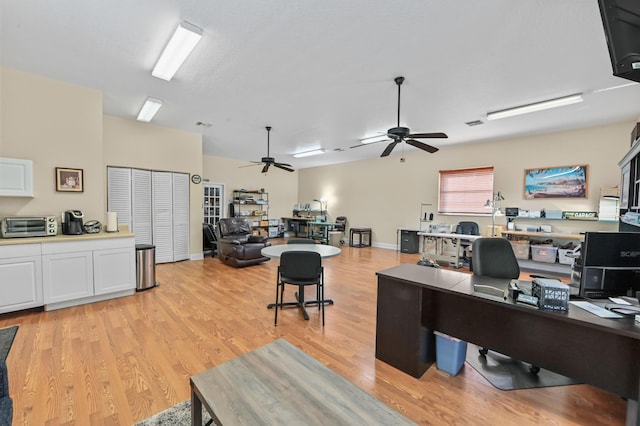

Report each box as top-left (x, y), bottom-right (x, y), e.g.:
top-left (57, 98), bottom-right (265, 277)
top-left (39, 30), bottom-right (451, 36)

top-left (215, 218), bottom-right (271, 267)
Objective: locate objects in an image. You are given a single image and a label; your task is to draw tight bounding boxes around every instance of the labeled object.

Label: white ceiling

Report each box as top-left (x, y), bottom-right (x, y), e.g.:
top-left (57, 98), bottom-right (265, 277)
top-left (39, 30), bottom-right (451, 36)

top-left (2, 1), bottom-right (639, 170)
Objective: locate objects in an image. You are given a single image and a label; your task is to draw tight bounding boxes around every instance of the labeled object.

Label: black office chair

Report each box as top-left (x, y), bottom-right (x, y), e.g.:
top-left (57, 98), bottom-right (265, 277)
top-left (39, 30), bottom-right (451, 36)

top-left (472, 237), bottom-right (540, 375)
top-left (287, 238), bottom-right (315, 244)
top-left (202, 223), bottom-right (217, 257)
top-left (455, 221), bottom-right (480, 269)
top-left (334, 216), bottom-right (347, 244)
top-left (275, 251), bottom-right (325, 326)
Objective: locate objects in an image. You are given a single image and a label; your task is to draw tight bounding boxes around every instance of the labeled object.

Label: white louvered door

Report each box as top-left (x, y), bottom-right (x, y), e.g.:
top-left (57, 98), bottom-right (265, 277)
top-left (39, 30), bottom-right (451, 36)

top-left (107, 167), bottom-right (132, 229)
top-left (132, 169), bottom-right (152, 245)
top-left (152, 171), bottom-right (174, 263)
top-left (172, 173), bottom-right (190, 261)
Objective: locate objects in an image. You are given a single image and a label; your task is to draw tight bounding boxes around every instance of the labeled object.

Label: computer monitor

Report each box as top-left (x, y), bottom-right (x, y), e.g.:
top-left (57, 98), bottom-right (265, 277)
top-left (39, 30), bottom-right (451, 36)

top-left (578, 232), bottom-right (640, 299)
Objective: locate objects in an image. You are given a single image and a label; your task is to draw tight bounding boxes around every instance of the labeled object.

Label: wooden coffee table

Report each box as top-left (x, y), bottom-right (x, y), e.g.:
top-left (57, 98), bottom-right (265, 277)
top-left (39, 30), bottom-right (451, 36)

top-left (190, 339), bottom-right (415, 425)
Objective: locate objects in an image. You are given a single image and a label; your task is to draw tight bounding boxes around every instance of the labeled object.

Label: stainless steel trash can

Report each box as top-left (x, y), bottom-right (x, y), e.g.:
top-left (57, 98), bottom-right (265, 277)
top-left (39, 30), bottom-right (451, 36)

top-left (135, 244), bottom-right (157, 291)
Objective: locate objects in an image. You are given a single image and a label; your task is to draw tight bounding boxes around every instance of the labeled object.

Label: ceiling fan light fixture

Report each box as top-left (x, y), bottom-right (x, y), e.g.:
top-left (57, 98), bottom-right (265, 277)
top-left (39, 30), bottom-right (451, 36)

top-left (293, 148), bottom-right (326, 158)
top-left (136, 97), bottom-right (163, 122)
top-left (486, 94), bottom-right (583, 121)
top-left (152, 21), bottom-right (203, 81)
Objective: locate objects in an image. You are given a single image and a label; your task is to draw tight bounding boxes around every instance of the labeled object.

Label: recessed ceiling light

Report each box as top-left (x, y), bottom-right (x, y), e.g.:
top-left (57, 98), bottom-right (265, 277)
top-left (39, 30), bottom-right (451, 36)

top-left (152, 21), bottom-right (203, 81)
top-left (136, 97), bottom-right (163, 122)
top-left (465, 120), bottom-right (484, 126)
top-left (360, 135), bottom-right (389, 144)
top-left (486, 94), bottom-right (583, 121)
top-left (293, 149), bottom-right (326, 158)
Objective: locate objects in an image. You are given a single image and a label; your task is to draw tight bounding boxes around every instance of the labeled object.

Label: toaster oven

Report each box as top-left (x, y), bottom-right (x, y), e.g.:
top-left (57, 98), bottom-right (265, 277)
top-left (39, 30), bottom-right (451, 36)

top-left (1, 216), bottom-right (58, 238)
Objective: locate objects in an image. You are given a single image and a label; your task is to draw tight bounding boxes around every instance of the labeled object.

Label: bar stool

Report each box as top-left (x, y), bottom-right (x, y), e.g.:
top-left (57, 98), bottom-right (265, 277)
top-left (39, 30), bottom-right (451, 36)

top-left (349, 228), bottom-right (372, 247)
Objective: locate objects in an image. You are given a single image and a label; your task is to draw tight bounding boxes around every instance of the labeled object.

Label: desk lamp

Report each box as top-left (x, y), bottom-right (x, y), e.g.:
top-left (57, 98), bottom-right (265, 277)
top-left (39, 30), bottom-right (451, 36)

top-left (483, 192), bottom-right (505, 237)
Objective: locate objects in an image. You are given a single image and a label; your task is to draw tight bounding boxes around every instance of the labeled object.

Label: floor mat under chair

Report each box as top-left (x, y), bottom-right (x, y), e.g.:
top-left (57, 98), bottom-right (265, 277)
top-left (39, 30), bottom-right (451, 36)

top-left (465, 343), bottom-right (581, 391)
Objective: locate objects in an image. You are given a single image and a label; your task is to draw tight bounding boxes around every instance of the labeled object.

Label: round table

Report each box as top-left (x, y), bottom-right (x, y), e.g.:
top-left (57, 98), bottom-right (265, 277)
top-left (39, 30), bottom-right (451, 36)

top-left (261, 243), bottom-right (341, 259)
top-left (262, 244), bottom-right (341, 319)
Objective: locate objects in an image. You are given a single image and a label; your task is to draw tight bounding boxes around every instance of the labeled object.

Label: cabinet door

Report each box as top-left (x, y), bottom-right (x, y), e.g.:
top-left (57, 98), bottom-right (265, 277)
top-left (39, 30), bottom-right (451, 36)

top-left (107, 166), bottom-right (132, 229)
top-left (132, 168), bottom-right (153, 245)
top-left (172, 172), bottom-right (190, 261)
top-left (0, 158), bottom-right (34, 197)
top-left (152, 171), bottom-right (174, 263)
top-left (93, 247), bottom-right (135, 295)
top-left (43, 251), bottom-right (94, 303)
top-left (0, 256), bottom-right (43, 313)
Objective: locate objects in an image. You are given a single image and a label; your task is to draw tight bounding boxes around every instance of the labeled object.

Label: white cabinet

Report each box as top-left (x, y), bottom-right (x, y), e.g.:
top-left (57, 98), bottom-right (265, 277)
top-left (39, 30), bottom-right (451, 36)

top-left (0, 244), bottom-right (43, 313)
top-left (0, 158), bottom-right (34, 197)
top-left (41, 237), bottom-right (135, 309)
top-left (93, 246), bottom-right (135, 295)
top-left (42, 250), bottom-right (94, 304)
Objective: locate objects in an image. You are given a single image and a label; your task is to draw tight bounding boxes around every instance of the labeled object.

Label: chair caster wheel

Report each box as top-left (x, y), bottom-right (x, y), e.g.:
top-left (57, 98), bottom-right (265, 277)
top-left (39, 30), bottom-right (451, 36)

top-left (529, 365), bottom-right (540, 375)
top-left (479, 348), bottom-right (488, 356)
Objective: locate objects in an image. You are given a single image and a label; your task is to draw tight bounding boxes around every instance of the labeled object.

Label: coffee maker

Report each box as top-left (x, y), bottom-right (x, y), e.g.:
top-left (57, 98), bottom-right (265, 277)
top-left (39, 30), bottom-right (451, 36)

top-left (62, 210), bottom-right (84, 235)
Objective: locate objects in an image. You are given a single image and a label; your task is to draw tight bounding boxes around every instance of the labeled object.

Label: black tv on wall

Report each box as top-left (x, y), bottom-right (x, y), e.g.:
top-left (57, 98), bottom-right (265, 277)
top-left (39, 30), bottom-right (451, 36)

top-left (598, 0), bottom-right (640, 83)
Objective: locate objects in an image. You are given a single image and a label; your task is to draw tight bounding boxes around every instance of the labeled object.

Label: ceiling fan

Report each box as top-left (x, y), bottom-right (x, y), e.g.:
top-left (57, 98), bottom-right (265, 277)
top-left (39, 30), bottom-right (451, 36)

top-left (246, 126), bottom-right (294, 173)
top-left (378, 76), bottom-right (448, 157)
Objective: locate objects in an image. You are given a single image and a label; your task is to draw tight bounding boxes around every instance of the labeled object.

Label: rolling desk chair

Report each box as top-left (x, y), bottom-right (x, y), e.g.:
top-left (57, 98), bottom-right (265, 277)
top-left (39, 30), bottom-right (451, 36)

top-left (334, 216), bottom-right (347, 245)
top-left (472, 237), bottom-right (540, 375)
top-left (455, 221), bottom-right (479, 269)
top-left (287, 238), bottom-right (315, 244)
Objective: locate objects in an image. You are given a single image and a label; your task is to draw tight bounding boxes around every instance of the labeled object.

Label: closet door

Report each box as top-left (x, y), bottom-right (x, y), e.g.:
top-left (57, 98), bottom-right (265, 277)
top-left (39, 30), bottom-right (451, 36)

top-left (172, 172), bottom-right (190, 261)
top-left (132, 169), bottom-right (152, 245)
top-left (152, 171), bottom-right (174, 263)
top-left (107, 167), bottom-right (132, 229)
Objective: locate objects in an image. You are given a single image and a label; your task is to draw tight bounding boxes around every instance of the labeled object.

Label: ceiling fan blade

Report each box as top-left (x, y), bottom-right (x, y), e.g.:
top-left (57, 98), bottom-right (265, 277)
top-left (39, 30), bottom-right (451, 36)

top-left (406, 139), bottom-right (439, 153)
top-left (381, 141), bottom-right (399, 157)
top-left (409, 132), bottom-right (448, 139)
top-left (274, 163), bottom-right (295, 172)
top-left (261, 163), bottom-right (270, 173)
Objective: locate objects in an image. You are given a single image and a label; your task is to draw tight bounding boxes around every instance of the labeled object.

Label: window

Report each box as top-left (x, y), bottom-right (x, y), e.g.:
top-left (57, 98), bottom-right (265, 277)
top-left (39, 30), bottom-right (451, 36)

top-left (439, 167), bottom-right (494, 215)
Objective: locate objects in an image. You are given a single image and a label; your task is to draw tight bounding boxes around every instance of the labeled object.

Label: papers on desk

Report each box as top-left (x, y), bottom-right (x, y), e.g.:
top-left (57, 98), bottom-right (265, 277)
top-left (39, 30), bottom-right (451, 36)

top-left (569, 301), bottom-right (624, 319)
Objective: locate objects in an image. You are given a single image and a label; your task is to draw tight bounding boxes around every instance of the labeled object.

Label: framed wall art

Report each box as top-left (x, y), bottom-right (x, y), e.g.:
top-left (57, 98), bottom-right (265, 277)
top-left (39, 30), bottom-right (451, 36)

top-left (524, 165), bottom-right (587, 199)
top-left (56, 167), bottom-right (84, 192)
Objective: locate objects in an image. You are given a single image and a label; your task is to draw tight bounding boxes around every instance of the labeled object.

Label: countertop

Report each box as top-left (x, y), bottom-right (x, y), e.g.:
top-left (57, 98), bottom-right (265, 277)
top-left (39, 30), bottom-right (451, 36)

top-left (0, 225), bottom-right (134, 246)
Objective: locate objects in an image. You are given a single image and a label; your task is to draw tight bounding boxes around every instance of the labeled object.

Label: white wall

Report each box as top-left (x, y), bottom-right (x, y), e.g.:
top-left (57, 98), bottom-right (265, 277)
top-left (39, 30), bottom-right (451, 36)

top-left (202, 155), bottom-right (299, 221)
top-left (298, 120), bottom-right (634, 247)
top-left (1, 67), bottom-right (105, 221)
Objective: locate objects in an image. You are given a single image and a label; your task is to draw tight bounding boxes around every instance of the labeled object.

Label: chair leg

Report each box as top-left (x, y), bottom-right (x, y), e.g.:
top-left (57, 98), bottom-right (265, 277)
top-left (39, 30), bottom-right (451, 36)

top-left (320, 275), bottom-right (325, 326)
top-left (274, 281), bottom-right (280, 325)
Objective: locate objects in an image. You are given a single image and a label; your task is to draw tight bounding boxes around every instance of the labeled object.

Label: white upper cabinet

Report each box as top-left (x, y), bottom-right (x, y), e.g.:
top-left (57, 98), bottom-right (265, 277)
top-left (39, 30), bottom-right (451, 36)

top-left (0, 158), bottom-right (34, 197)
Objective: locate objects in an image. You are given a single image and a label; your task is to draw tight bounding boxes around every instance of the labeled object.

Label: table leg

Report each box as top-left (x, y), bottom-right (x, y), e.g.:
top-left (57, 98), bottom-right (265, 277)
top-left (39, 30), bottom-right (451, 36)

top-left (191, 384), bottom-right (202, 426)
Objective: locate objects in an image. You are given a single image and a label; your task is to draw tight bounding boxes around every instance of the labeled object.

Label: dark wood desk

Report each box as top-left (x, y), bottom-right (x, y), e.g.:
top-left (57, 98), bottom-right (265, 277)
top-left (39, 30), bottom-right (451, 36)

top-left (375, 264), bottom-right (640, 425)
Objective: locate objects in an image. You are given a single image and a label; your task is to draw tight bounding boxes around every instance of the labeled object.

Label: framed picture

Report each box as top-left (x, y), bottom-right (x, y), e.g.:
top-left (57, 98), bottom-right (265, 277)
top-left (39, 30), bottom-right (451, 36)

top-left (56, 167), bottom-right (84, 192)
top-left (524, 165), bottom-right (587, 199)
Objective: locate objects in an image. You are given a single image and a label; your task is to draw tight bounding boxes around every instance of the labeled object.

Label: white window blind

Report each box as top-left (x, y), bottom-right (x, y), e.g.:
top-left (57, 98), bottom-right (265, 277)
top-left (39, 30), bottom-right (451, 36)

top-left (439, 167), bottom-right (494, 214)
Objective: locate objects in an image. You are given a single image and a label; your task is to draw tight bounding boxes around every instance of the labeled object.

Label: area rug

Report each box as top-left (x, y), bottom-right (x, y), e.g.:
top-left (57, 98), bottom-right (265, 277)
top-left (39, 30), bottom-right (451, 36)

top-left (465, 343), bottom-right (581, 391)
top-left (134, 400), bottom-right (211, 426)
top-left (0, 326), bottom-right (18, 362)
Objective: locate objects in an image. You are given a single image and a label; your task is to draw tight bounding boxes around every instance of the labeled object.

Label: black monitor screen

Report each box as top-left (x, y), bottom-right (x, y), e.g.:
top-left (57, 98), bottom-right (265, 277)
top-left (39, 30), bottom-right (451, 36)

top-left (580, 232), bottom-right (640, 298)
top-left (582, 232), bottom-right (640, 267)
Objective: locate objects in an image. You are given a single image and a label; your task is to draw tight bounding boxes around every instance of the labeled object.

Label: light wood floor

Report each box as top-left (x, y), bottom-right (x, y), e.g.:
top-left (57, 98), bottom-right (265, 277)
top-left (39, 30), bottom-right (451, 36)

top-left (0, 242), bottom-right (625, 425)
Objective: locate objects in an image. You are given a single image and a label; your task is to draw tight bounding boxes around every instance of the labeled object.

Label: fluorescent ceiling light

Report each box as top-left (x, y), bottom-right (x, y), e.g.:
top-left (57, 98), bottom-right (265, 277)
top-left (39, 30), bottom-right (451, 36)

top-left (486, 94), bottom-right (583, 121)
top-left (293, 149), bottom-right (326, 158)
top-left (360, 135), bottom-right (389, 144)
top-left (137, 97), bottom-right (163, 122)
top-left (152, 21), bottom-right (202, 81)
